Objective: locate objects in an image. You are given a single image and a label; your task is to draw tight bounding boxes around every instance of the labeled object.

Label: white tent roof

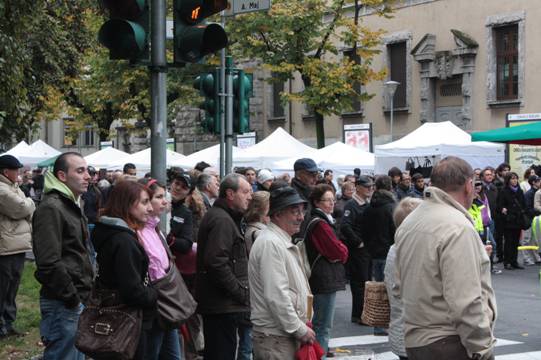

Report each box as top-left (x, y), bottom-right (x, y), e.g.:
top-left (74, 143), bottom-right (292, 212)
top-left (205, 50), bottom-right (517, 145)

top-left (84, 147), bottom-right (130, 169)
top-left (29, 140), bottom-right (61, 158)
top-left (271, 141), bottom-right (375, 176)
top-left (4, 140), bottom-right (61, 166)
top-left (375, 121), bottom-right (503, 155)
top-left (171, 144), bottom-right (245, 169)
top-left (233, 127), bottom-right (318, 168)
top-left (109, 147), bottom-right (186, 171)
top-left (374, 121), bottom-right (505, 173)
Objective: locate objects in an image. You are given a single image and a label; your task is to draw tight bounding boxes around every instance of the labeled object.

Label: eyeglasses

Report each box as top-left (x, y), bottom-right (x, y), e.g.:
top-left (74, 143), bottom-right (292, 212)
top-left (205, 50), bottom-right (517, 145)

top-left (286, 207), bottom-right (304, 217)
top-left (320, 198), bottom-right (336, 203)
top-left (475, 182), bottom-right (483, 187)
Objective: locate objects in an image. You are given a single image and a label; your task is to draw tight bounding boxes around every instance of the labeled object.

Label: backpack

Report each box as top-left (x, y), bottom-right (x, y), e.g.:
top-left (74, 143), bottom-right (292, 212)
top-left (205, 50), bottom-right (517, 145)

top-left (294, 217), bottom-right (323, 278)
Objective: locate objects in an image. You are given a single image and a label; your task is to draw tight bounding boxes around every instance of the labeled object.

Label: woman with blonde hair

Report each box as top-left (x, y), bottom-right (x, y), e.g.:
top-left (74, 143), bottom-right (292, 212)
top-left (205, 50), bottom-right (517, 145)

top-left (244, 191), bottom-right (270, 244)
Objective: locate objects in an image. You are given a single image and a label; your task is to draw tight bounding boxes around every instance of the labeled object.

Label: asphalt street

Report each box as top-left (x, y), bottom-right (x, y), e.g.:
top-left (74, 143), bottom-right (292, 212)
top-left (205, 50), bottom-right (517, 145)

top-left (329, 263), bottom-right (541, 359)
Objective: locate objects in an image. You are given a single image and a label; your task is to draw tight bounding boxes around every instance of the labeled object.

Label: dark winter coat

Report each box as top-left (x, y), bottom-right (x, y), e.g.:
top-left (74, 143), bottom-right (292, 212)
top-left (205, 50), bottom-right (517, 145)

top-left (91, 217), bottom-right (158, 327)
top-left (32, 181), bottom-right (94, 307)
top-left (291, 177), bottom-right (312, 201)
top-left (483, 182), bottom-right (499, 220)
top-left (340, 196), bottom-right (370, 281)
top-left (524, 187), bottom-right (539, 217)
top-left (195, 199), bottom-right (250, 314)
top-left (497, 186), bottom-right (526, 230)
top-left (169, 199), bottom-right (194, 254)
top-left (361, 190), bottom-right (396, 259)
top-left (82, 184), bottom-right (103, 224)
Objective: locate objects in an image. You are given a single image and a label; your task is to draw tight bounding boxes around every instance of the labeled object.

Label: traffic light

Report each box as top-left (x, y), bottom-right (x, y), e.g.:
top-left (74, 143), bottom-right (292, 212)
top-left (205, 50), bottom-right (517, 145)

top-left (173, 0), bottom-right (228, 63)
top-left (233, 70), bottom-right (253, 134)
top-left (193, 70), bottom-right (221, 134)
top-left (98, 0), bottom-right (149, 61)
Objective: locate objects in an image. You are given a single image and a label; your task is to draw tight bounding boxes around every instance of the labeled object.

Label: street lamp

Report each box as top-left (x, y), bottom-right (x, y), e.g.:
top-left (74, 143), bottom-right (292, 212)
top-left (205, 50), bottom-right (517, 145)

top-left (384, 80), bottom-right (400, 141)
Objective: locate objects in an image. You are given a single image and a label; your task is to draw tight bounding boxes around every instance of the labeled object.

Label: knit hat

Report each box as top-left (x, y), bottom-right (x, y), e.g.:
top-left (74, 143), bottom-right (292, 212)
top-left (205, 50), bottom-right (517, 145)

top-left (257, 169), bottom-right (274, 184)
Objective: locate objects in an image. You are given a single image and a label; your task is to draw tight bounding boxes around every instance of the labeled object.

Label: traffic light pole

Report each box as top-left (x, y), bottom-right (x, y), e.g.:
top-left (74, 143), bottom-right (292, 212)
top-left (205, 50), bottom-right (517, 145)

top-left (225, 56), bottom-right (234, 174)
top-left (150, 0), bottom-right (167, 229)
top-left (219, 14), bottom-right (226, 178)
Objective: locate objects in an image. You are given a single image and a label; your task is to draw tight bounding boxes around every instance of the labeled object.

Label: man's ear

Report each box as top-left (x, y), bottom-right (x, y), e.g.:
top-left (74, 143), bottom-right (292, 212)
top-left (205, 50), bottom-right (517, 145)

top-left (56, 170), bottom-right (67, 182)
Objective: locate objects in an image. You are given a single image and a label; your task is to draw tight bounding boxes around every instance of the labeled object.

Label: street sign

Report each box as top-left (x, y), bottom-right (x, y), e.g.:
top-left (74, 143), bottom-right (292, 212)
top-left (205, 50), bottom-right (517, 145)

top-left (225, 0), bottom-right (271, 16)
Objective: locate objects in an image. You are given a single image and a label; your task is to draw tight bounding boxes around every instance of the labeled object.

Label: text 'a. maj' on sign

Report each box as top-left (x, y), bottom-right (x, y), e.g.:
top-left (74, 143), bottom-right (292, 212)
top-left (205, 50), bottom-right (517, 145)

top-left (225, 0), bottom-right (271, 16)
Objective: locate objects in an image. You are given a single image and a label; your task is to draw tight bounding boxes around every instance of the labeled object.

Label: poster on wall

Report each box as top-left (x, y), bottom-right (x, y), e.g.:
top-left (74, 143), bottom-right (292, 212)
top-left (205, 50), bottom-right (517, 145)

top-left (166, 138), bottom-right (176, 151)
top-left (507, 113), bottom-right (541, 175)
top-left (343, 123), bottom-right (372, 152)
top-left (236, 132), bottom-right (257, 149)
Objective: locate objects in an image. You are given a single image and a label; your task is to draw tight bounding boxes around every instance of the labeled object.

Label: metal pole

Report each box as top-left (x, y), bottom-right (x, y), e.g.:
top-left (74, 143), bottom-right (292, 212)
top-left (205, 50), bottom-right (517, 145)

top-left (219, 14), bottom-right (226, 178)
top-left (150, 0), bottom-right (167, 230)
top-left (390, 95), bottom-right (394, 141)
top-left (225, 56), bottom-right (234, 174)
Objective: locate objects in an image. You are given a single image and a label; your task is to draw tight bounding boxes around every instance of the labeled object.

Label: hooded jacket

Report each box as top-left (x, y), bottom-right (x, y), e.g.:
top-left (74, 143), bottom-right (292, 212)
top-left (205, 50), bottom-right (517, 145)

top-left (32, 171), bottom-right (94, 307)
top-left (361, 190), bottom-right (396, 259)
top-left (394, 186), bottom-right (497, 360)
top-left (92, 217), bottom-right (158, 326)
top-left (0, 173), bottom-right (35, 255)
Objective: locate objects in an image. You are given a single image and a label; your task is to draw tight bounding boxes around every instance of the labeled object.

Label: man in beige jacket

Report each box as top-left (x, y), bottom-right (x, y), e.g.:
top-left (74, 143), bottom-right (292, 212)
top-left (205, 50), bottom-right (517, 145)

top-left (394, 156), bottom-right (497, 360)
top-left (248, 186), bottom-right (316, 359)
top-left (0, 155), bottom-right (35, 338)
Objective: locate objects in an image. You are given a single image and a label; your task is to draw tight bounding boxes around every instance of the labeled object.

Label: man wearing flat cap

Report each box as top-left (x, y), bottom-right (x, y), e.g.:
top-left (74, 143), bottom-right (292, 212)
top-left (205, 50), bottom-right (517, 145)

top-left (0, 155), bottom-right (35, 338)
top-left (291, 158), bottom-right (321, 201)
top-left (340, 175), bottom-right (374, 324)
top-left (248, 186), bottom-right (316, 359)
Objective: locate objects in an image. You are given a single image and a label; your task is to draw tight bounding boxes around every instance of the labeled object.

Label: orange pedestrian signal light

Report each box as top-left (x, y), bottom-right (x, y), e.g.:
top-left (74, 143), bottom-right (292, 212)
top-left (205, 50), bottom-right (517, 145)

top-left (191, 6), bottom-right (201, 21)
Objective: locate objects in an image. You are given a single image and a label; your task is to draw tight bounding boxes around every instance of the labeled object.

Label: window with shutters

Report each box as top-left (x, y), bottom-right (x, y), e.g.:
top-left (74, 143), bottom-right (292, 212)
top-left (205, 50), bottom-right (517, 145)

top-left (343, 49), bottom-right (362, 113)
top-left (387, 41), bottom-right (407, 108)
top-left (495, 25), bottom-right (518, 100)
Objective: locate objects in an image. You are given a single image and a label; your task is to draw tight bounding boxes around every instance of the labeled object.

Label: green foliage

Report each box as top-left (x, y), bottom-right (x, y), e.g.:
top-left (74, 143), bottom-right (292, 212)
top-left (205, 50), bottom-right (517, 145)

top-left (227, 0), bottom-right (395, 146)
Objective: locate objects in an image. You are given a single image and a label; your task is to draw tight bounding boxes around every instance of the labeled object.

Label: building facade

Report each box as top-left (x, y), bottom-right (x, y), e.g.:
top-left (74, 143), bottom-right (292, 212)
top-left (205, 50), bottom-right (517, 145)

top-left (262, 0), bottom-right (540, 146)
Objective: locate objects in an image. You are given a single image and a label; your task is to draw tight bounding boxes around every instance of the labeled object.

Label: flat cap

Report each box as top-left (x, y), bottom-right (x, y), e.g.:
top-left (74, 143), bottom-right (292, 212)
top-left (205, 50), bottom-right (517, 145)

top-left (293, 158), bottom-right (321, 173)
top-left (0, 155), bottom-right (23, 169)
top-left (355, 175), bottom-right (374, 187)
top-left (269, 186), bottom-right (307, 216)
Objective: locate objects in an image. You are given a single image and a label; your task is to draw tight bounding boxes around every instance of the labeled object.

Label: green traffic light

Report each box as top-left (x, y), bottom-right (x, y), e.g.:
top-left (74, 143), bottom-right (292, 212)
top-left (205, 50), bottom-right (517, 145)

top-left (98, 20), bottom-right (147, 60)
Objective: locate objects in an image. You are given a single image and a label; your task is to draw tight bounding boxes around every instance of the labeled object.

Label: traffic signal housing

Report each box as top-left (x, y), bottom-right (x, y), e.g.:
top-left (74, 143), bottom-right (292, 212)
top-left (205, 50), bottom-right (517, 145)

top-left (194, 71), bottom-right (221, 134)
top-left (174, 0), bottom-right (228, 63)
top-left (233, 70), bottom-right (253, 134)
top-left (98, 0), bottom-right (150, 61)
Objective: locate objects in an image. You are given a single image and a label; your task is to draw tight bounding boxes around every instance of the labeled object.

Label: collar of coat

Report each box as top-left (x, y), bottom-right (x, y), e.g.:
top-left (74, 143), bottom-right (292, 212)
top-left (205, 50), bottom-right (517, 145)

top-left (424, 186), bottom-right (474, 225)
top-left (0, 173), bottom-right (15, 187)
top-left (267, 222), bottom-right (296, 248)
top-left (352, 192), bottom-right (368, 206)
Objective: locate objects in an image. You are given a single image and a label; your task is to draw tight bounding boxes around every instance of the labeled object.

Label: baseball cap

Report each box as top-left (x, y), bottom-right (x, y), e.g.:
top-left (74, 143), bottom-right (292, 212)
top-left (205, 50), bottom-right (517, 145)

top-left (528, 174), bottom-right (541, 185)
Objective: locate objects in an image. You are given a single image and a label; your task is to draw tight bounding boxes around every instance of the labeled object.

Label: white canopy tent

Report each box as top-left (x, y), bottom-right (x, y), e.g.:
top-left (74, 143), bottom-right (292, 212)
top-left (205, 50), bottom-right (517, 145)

top-left (271, 141), bottom-right (375, 176)
top-left (233, 127), bottom-right (318, 169)
top-left (171, 144), bottom-right (245, 169)
top-left (374, 121), bottom-right (505, 174)
top-left (4, 140), bottom-right (61, 166)
top-left (84, 147), bottom-right (130, 169)
top-left (109, 147), bottom-right (186, 172)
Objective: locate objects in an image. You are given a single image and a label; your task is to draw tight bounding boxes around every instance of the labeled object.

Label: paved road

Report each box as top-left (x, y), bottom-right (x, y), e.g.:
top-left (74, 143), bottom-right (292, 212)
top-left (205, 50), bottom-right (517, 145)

top-left (329, 264), bottom-right (541, 359)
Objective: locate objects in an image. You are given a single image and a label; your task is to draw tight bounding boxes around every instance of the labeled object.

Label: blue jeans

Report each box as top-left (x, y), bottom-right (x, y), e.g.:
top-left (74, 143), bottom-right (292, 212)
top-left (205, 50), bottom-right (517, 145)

top-left (372, 259), bottom-right (386, 282)
top-left (39, 297), bottom-right (84, 360)
top-left (313, 292), bottom-right (337, 356)
top-left (237, 324), bottom-right (253, 360)
top-left (145, 326), bottom-right (182, 360)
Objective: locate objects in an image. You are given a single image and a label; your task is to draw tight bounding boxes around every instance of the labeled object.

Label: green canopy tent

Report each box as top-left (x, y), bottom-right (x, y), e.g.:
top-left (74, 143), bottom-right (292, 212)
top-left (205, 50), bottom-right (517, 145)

top-left (36, 155), bottom-right (59, 169)
top-left (471, 121), bottom-right (541, 145)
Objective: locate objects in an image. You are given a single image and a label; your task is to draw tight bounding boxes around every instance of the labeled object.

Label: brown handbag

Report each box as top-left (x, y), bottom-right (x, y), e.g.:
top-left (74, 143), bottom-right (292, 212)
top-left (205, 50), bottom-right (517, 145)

top-left (75, 287), bottom-right (142, 360)
top-left (152, 234), bottom-right (197, 330)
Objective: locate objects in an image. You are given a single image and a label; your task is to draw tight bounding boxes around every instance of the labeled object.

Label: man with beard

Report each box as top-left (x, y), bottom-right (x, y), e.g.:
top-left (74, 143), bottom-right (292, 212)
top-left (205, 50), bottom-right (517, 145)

top-left (395, 172), bottom-right (412, 200)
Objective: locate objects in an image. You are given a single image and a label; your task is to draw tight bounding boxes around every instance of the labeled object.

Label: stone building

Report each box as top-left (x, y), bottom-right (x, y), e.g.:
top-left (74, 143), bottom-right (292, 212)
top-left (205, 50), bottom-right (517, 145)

top-left (260, 0), bottom-right (539, 146)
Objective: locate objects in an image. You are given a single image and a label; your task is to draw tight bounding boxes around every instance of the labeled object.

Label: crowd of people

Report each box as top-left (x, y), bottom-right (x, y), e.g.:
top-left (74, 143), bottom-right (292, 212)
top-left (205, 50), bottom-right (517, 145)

top-left (0, 149), bottom-right (535, 360)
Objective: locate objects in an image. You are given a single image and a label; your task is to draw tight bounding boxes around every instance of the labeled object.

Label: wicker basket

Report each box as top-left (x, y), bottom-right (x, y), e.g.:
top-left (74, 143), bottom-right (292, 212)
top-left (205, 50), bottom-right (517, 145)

top-left (361, 281), bottom-right (390, 328)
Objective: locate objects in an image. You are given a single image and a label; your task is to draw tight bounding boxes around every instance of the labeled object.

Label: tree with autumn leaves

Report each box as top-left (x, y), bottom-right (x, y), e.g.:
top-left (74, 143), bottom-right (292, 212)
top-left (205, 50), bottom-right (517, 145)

top-left (228, 0), bottom-right (396, 148)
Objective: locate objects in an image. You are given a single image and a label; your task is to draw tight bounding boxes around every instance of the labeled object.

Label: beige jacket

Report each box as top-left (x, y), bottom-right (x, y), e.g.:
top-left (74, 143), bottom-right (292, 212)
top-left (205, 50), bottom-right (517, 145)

top-left (0, 174), bottom-right (35, 255)
top-left (248, 222), bottom-right (311, 338)
top-left (533, 189), bottom-right (541, 214)
top-left (394, 186), bottom-right (497, 360)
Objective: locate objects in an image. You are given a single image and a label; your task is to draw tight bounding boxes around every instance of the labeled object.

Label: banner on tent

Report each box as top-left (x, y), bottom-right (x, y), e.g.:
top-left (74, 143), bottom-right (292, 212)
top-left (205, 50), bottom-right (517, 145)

top-left (343, 124), bottom-right (372, 152)
top-left (100, 141), bottom-right (113, 149)
top-left (506, 114), bottom-right (541, 176)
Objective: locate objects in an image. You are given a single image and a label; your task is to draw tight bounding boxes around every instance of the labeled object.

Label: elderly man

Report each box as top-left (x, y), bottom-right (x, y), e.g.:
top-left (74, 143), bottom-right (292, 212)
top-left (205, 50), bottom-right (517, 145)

top-left (32, 152), bottom-right (94, 360)
top-left (196, 172), bottom-right (220, 209)
top-left (291, 158), bottom-right (320, 201)
top-left (248, 186), bottom-right (316, 359)
top-left (196, 173), bottom-right (253, 360)
top-left (0, 155), bottom-right (35, 338)
top-left (394, 156), bottom-right (497, 360)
